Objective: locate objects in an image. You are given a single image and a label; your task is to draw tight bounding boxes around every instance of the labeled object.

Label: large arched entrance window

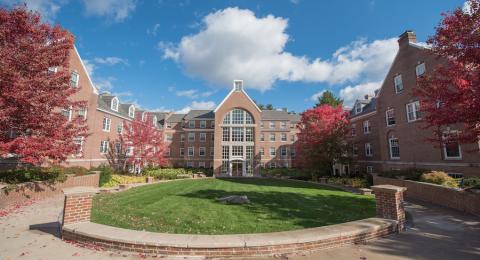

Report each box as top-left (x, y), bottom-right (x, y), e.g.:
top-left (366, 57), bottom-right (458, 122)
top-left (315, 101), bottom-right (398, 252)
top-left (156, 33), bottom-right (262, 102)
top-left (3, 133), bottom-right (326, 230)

top-left (221, 108), bottom-right (255, 176)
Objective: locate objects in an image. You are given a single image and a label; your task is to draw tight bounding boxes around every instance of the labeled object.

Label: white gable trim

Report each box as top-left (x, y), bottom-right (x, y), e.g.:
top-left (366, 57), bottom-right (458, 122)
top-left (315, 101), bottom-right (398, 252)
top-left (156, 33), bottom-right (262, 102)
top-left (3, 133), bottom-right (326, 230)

top-left (374, 51), bottom-right (399, 99)
top-left (74, 46), bottom-right (98, 94)
top-left (214, 83), bottom-right (262, 113)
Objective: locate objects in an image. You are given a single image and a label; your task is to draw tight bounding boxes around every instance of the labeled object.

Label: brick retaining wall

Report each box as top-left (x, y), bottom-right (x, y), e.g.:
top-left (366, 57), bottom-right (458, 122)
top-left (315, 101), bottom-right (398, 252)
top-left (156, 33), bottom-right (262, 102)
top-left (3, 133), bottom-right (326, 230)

top-left (0, 173), bottom-right (99, 208)
top-left (373, 176), bottom-right (480, 217)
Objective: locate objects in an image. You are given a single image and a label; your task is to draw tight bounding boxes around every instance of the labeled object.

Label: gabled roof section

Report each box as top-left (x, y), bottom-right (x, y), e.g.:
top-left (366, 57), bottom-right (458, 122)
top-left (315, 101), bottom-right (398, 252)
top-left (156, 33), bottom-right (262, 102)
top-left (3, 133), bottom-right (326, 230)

top-left (74, 46), bottom-right (98, 94)
top-left (166, 113), bottom-right (186, 123)
top-left (350, 97), bottom-right (377, 118)
top-left (214, 80), bottom-right (262, 113)
top-left (261, 110), bottom-right (300, 122)
top-left (185, 110), bottom-right (215, 120)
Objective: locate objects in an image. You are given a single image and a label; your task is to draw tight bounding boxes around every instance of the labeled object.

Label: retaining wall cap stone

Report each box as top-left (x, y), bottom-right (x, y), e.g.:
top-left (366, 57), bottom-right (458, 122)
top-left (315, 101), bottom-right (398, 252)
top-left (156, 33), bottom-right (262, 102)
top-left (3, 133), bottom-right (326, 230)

top-left (63, 186), bottom-right (99, 195)
top-left (371, 185), bottom-right (407, 193)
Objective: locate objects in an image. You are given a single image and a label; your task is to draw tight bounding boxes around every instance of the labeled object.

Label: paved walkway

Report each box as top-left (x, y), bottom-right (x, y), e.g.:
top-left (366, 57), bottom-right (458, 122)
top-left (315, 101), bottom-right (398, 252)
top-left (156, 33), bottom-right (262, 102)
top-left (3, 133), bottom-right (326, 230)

top-left (0, 196), bottom-right (479, 260)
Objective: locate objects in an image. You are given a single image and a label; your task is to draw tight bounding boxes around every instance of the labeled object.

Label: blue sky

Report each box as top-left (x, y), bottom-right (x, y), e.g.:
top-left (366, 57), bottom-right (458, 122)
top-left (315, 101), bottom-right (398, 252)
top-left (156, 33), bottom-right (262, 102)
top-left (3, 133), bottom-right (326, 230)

top-left (2, 0), bottom-right (465, 113)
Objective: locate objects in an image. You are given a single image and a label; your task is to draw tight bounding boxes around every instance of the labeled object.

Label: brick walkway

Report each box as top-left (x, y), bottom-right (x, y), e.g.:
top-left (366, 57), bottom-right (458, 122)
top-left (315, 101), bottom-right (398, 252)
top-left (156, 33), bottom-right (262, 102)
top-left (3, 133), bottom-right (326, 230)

top-left (0, 196), bottom-right (479, 259)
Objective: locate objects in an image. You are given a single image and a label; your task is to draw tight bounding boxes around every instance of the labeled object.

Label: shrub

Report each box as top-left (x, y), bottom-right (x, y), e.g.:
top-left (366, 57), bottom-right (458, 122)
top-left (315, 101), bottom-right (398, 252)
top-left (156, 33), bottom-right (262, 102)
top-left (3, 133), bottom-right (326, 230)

top-left (0, 166), bottom-right (67, 184)
top-left (327, 177), bottom-right (368, 188)
top-left (101, 174), bottom-right (146, 188)
top-left (378, 168), bottom-right (425, 181)
top-left (462, 177), bottom-right (480, 189)
top-left (420, 171), bottom-right (459, 188)
top-left (63, 166), bottom-right (89, 176)
top-left (143, 167), bottom-right (210, 180)
top-left (261, 168), bottom-right (310, 179)
top-left (92, 165), bottom-right (114, 187)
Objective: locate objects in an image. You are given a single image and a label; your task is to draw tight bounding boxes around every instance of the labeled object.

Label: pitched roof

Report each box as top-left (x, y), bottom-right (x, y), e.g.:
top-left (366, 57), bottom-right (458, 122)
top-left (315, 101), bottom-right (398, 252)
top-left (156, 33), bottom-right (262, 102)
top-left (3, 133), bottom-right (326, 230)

top-left (261, 110), bottom-right (300, 122)
top-left (166, 113), bottom-right (186, 123)
top-left (350, 97), bottom-right (377, 118)
top-left (184, 110), bottom-right (215, 120)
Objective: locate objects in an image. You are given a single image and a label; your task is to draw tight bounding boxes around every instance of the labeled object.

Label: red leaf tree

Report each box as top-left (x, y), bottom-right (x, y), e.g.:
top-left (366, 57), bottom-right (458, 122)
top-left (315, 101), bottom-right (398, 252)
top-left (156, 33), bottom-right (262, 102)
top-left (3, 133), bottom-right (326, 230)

top-left (415, 0), bottom-right (480, 146)
top-left (296, 105), bottom-right (350, 177)
top-left (119, 113), bottom-right (167, 173)
top-left (0, 6), bottom-right (88, 165)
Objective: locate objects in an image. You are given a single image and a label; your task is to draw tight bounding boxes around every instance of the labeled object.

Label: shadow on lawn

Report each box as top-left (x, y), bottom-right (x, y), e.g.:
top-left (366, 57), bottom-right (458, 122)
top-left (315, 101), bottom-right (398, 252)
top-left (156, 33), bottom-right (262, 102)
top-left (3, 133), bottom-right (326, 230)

top-left (217, 177), bottom-right (340, 191)
top-left (181, 188), bottom-right (375, 228)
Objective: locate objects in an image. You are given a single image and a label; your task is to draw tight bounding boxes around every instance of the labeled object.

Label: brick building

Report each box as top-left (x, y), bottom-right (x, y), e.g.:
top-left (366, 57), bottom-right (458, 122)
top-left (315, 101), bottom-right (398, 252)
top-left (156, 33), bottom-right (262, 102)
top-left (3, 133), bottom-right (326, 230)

top-left (343, 31), bottom-right (480, 178)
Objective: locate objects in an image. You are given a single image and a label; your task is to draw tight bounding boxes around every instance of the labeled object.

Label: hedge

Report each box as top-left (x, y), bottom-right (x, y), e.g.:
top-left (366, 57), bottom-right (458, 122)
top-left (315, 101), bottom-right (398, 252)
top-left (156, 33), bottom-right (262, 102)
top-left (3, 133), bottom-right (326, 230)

top-left (143, 167), bottom-right (213, 180)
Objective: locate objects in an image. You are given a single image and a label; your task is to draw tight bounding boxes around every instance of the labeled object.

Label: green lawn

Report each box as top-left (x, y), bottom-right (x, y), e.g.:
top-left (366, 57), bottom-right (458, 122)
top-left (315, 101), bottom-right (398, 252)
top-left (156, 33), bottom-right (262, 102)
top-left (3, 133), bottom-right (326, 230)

top-left (91, 178), bottom-right (375, 235)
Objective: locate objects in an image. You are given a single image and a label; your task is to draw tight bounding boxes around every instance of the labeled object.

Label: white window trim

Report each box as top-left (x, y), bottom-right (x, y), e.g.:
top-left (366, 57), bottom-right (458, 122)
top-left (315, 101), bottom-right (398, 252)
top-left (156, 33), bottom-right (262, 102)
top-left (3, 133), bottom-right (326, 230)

top-left (365, 143), bottom-right (373, 157)
top-left (70, 71), bottom-right (79, 88)
top-left (366, 166), bottom-right (373, 174)
top-left (389, 138), bottom-right (400, 159)
top-left (200, 133), bottom-right (206, 142)
top-left (406, 101), bottom-right (420, 123)
top-left (394, 74), bottom-right (403, 93)
top-left (200, 120), bottom-right (206, 129)
top-left (128, 105), bottom-right (135, 118)
top-left (363, 121), bottom-right (370, 134)
top-left (443, 132), bottom-right (463, 160)
top-left (111, 97), bottom-right (119, 112)
top-left (416, 62), bottom-right (426, 77)
top-left (188, 147), bottom-right (194, 157)
top-left (199, 147), bottom-right (206, 157)
top-left (386, 109), bottom-right (395, 127)
top-left (102, 117), bottom-right (111, 132)
top-left (100, 140), bottom-right (109, 154)
top-left (355, 103), bottom-right (362, 114)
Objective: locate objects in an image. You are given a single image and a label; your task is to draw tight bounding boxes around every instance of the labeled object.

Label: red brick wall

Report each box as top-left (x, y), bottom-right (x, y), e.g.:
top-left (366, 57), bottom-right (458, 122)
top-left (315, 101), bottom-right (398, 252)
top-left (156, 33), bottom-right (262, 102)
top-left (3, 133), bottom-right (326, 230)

top-left (0, 173), bottom-right (99, 208)
top-left (373, 176), bottom-right (480, 217)
top-left (63, 193), bottom-right (94, 225)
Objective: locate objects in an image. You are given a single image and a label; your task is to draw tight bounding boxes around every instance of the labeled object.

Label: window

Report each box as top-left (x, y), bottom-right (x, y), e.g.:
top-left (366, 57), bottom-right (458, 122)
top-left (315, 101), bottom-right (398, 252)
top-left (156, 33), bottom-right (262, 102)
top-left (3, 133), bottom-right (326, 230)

top-left (355, 103), bottom-right (362, 114)
top-left (365, 143), bottom-right (373, 157)
top-left (198, 161), bottom-right (205, 168)
top-left (269, 133), bottom-right (275, 142)
top-left (406, 101), bottom-right (421, 122)
top-left (353, 144), bottom-right (358, 156)
top-left (260, 133), bottom-right (265, 141)
top-left (232, 146), bottom-right (243, 157)
top-left (199, 147), bottom-right (206, 156)
top-left (351, 124), bottom-right (356, 136)
top-left (167, 122), bottom-right (172, 129)
top-left (111, 97), bottom-right (119, 111)
top-left (366, 166), bottom-right (373, 174)
top-left (166, 134), bottom-right (172, 142)
top-left (211, 121), bottom-right (215, 128)
top-left (222, 146), bottom-right (229, 159)
top-left (189, 121), bottom-right (195, 128)
top-left (73, 137), bottom-right (84, 155)
top-left (78, 107), bottom-right (87, 119)
top-left (232, 127), bottom-right (244, 142)
top-left (210, 147), bottom-right (214, 156)
top-left (200, 133), bottom-right (206, 142)
top-left (281, 133), bottom-right (287, 142)
top-left (188, 133), bottom-right (195, 142)
top-left (246, 146), bottom-right (254, 160)
top-left (281, 147), bottom-right (288, 157)
top-left (126, 146), bottom-right (133, 156)
top-left (180, 134), bottom-right (185, 142)
top-left (102, 117), bottom-right (111, 132)
top-left (48, 66), bottom-right (58, 74)
top-left (70, 71), bottom-right (79, 87)
top-left (416, 62), bottom-right (426, 76)
top-left (222, 127), bottom-right (230, 141)
top-left (394, 74), bottom-right (403, 93)
top-left (291, 148), bottom-right (296, 158)
top-left (245, 128), bottom-right (254, 142)
top-left (363, 121), bottom-right (371, 134)
top-left (61, 108), bottom-right (72, 121)
top-left (234, 80), bottom-right (243, 91)
top-left (232, 109), bottom-right (244, 124)
top-left (141, 112), bottom-right (147, 122)
top-left (389, 138), bottom-right (400, 159)
top-left (259, 147), bottom-right (264, 156)
top-left (260, 121), bottom-right (264, 128)
top-left (269, 121), bottom-right (275, 129)
top-left (128, 106), bottom-right (135, 118)
top-left (187, 161), bottom-right (194, 168)
top-left (117, 123), bottom-right (123, 134)
top-left (280, 121), bottom-right (286, 129)
top-left (270, 147), bottom-right (276, 156)
top-left (269, 162), bottom-right (277, 169)
top-left (386, 109), bottom-right (396, 126)
top-left (165, 148), bottom-right (171, 156)
top-left (153, 116), bottom-right (157, 127)
top-left (100, 140), bottom-right (109, 154)
top-left (290, 135), bottom-right (295, 142)
top-left (443, 133), bottom-right (462, 160)
top-left (114, 142), bottom-right (121, 154)
top-left (188, 147), bottom-right (194, 157)
top-left (200, 120), bottom-right (206, 129)
top-left (180, 148), bottom-right (185, 156)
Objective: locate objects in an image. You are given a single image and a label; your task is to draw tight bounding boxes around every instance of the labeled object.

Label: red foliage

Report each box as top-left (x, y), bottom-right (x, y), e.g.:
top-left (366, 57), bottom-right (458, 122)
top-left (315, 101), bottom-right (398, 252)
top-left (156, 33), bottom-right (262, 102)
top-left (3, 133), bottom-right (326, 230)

top-left (0, 6), bottom-right (88, 165)
top-left (296, 105), bottom-right (350, 175)
top-left (415, 0), bottom-right (480, 145)
top-left (121, 113), bottom-right (167, 171)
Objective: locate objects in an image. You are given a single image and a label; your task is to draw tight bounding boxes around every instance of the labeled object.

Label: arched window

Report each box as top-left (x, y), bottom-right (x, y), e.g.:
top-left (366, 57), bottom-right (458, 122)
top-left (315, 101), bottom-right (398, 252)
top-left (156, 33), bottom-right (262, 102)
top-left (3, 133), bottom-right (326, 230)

top-left (222, 108), bottom-right (254, 125)
top-left (128, 105), bottom-right (135, 118)
top-left (111, 97), bottom-right (119, 111)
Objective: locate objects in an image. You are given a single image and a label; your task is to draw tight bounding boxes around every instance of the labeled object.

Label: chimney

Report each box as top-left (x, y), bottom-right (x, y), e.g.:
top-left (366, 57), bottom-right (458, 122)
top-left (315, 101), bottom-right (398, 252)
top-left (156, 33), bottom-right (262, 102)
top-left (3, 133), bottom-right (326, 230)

top-left (398, 30), bottom-right (416, 49)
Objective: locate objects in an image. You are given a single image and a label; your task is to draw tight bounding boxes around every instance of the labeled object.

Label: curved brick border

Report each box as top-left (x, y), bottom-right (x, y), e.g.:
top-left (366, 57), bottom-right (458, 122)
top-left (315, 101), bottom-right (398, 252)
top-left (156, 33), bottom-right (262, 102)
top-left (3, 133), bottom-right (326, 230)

top-left (61, 184), bottom-right (406, 258)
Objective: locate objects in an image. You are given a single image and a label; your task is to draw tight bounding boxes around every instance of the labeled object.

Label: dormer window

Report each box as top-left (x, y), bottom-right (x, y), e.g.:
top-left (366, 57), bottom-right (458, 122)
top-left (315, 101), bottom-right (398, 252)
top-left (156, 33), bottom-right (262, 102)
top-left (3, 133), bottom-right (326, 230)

top-left (355, 103), bottom-right (362, 114)
top-left (141, 112), bottom-right (146, 122)
top-left (128, 106), bottom-right (135, 118)
top-left (153, 116), bottom-right (157, 126)
top-left (111, 97), bottom-right (119, 111)
top-left (234, 80), bottom-right (243, 91)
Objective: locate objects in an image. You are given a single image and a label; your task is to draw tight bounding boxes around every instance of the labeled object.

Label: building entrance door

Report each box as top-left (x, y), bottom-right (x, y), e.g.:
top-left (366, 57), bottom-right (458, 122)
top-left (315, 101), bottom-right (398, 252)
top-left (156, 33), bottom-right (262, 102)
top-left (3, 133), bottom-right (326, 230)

top-left (231, 161), bottom-right (243, 177)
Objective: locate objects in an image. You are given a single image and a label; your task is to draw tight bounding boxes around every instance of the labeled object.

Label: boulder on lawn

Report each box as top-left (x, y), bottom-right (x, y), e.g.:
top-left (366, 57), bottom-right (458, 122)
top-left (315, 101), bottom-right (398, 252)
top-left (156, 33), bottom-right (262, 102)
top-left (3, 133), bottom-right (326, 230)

top-left (216, 195), bottom-right (250, 204)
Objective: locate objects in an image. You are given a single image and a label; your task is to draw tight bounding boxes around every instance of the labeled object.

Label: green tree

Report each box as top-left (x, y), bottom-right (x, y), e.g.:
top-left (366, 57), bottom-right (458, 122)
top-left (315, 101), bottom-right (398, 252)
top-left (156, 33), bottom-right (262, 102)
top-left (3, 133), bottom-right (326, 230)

top-left (314, 91), bottom-right (343, 108)
top-left (265, 104), bottom-right (274, 110)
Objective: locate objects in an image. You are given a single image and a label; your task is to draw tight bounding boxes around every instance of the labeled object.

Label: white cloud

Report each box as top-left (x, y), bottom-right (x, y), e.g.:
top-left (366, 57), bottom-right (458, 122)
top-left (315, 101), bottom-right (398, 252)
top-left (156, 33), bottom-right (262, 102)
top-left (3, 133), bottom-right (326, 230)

top-left (82, 0), bottom-right (136, 22)
top-left (82, 59), bottom-right (95, 76)
top-left (93, 57), bottom-right (129, 66)
top-left (147, 23), bottom-right (161, 36)
top-left (339, 81), bottom-right (381, 107)
top-left (1, 0), bottom-right (65, 21)
top-left (175, 89), bottom-right (213, 99)
top-left (95, 76), bottom-right (117, 92)
top-left (290, 0), bottom-right (301, 4)
top-left (463, 1), bottom-right (472, 14)
top-left (177, 101), bottom-right (216, 113)
top-left (160, 7), bottom-right (398, 91)
top-left (310, 90), bottom-right (326, 102)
